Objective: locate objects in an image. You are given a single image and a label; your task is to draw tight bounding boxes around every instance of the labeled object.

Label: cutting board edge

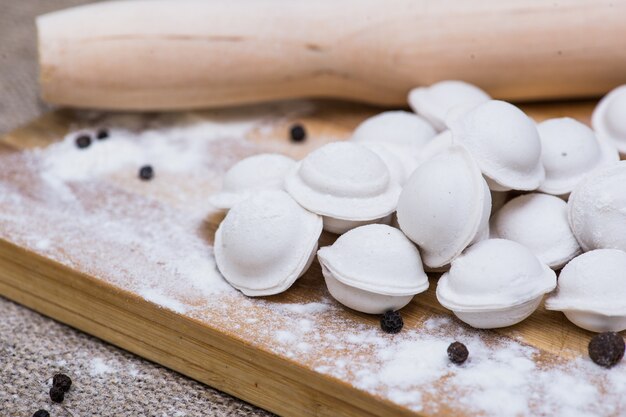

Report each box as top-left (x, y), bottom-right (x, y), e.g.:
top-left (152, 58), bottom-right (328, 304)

top-left (0, 237), bottom-right (419, 417)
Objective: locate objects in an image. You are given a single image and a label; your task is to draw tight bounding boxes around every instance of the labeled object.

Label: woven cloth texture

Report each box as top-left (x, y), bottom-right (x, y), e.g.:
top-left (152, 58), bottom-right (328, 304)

top-left (0, 2), bottom-right (273, 416)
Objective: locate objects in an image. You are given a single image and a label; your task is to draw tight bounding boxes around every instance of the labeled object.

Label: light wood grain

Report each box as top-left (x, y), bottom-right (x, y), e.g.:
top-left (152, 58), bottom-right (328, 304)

top-left (0, 100), bottom-right (616, 417)
top-left (38, 0), bottom-right (626, 110)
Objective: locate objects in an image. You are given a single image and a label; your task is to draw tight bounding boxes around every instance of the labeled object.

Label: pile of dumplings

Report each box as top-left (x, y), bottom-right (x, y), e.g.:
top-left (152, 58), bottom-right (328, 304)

top-left (211, 81), bottom-right (626, 332)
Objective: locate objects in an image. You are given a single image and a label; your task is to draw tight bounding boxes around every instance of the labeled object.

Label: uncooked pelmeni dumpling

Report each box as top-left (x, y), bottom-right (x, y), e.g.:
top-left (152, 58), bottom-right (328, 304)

top-left (537, 118), bottom-right (619, 196)
top-left (209, 153), bottom-right (296, 210)
top-left (317, 224), bottom-right (429, 314)
top-left (285, 142), bottom-right (401, 234)
top-left (408, 80), bottom-right (491, 132)
top-left (397, 146), bottom-right (491, 269)
top-left (491, 193), bottom-right (581, 269)
top-left (449, 100), bottom-right (545, 192)
top-left (568, 161), bottom-right (626, 252)
top-left (214, 190), bottom-right (322, 296)
top-left (592, 85), bottom-right (626, 155)
top-left (352, 111), bottom-right (436, 157)
top-left (436, 239), bottom-right (557, 329)
top-left (545, 249), bottom-right (626, 332)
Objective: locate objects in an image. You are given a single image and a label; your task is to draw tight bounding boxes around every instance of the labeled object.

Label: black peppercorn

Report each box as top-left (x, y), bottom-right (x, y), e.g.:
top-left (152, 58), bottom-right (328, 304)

top-left (380, 310), bottom-right (403, 334)
top-left (588, 332), bottom-right (625, 368)
top-left (49, 385), bottom-right (65, 403)
top-left (75, 134), bottom-right (92, 149)
top-left (33, 410), bottom-right (50, 417)
top-left (447, 341), bottom-right (469, 365)
top-left (289, 124), bottom-right (307, 143)
top-left (139, 165), bottom-right (154, 181)
top-left (53, 373), bottom-right (72, 392)
top-left (96, 129), bottom-right (109, 140)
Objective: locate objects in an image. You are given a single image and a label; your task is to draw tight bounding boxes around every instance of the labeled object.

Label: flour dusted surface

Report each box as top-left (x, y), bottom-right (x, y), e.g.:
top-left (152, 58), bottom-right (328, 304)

top-left (0, 104), bottom-right (624, 417)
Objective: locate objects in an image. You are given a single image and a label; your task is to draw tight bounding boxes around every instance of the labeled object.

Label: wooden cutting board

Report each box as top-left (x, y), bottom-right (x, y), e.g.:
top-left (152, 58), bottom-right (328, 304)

top-left (0, 99), bottom-right (622, 417)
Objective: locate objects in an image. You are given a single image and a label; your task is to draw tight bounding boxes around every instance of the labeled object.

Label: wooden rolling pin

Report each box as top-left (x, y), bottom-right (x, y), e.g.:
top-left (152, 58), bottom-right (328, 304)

top-left (37, 0), bottom-right (626, 111)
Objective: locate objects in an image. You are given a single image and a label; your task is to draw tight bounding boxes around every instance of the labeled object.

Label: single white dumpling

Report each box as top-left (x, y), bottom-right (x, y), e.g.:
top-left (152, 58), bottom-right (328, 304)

top-left (537, 117), bottom-right (619, 196)
top-left (592, 85), bottom-right (626, 155)
top-left (351, 111), bottom-right (436, 158)
top-left (408, 80), bottom-right (491, 132)
top-left (449, 100), bottom-right (545, 191)
top-left (436, 239), bottom-right (557, 329)
top-left (209, 153), bottom-right (296, 210)
top-left (317, 224), bottom-right (429, 314)
top-left (214, 190), bottom-right (322, 296)
top-left (545, 249), bottom-right (626, 332)
top-left (568, 161), bottom-right (626, 252)
top-left (397, 146), bottom-right (491, 269)
top-left (284, 142), bottom-right (401, 234)
top-left (491, 193), bottom-right (581, 269)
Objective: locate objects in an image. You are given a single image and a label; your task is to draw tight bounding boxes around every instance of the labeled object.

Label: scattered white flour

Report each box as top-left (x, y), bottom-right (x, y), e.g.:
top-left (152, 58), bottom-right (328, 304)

top-left (274, 330), bottom-right (298, 344)
top-left (301, 316), bottom-right (626, 417)
top-left (297, 319), bottom-right (314, 332)
top-left (39, 118), bottom-right (255, 183)
top-left (90, 358), bottom-right (116, 376)
top-left (0, 105), bottom-right (624, 417)
top-left (277, 302), bottom-right (331, 315)
top-left (35, 239), bottom-right (51, 250)
top-left (376, 336), bottom-right (451, 389)
top-left (138, 288), bottom-right (190, 314)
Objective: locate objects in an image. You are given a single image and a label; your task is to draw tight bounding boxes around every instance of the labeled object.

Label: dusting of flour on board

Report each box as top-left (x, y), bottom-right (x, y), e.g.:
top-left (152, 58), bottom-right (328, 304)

top-left (0, 103), bottom-right (624, 417)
